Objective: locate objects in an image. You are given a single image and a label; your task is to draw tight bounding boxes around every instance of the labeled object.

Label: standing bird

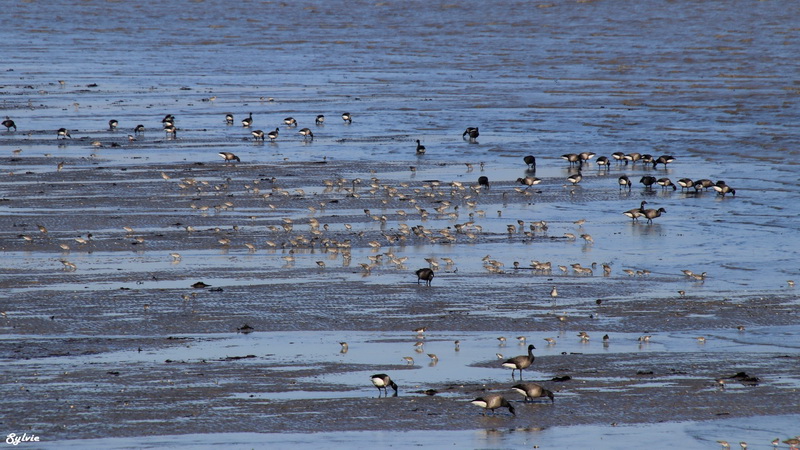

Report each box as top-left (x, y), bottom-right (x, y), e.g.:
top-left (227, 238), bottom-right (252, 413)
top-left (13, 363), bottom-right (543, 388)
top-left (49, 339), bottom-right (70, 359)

top-left (523, 155), bottom-right (536, 170)
top-left (516, 176), bottom-right (541, 189)
top-left (596, 156), bottom-right (610, 167)
top-left (561, 153), bottom-right (580, 166)
top-left (462, 127), bottom-right (479, 141)
top-left (502, 344), bottom-right (536, 379)
top-left (267, 128), bottom-right (280, 141)
top-left (341, 112), bottom-right (352, 123)
top-left (640, 175), bottom-right (657, 189)
top-left (299, 128), bottom-right (314, 140)
top-left (567, 171), bottom-right (582, 185)
top-left (415, 140), bottom-right (426, 155)
top-left (478, 176), bottom-right (490, 190)
top-left (218, 152), bottom-right (240, 163)
top-left (241, 112), bottom-right (253, 127)
top-left (470, 394), bottom-right (515, 416)
top-left (415, 268), bottom-right (434, 286)
top-left (550, 286), bottom-right (558, 299)
top-left (163, 124), bottom-right (177, 138)
top-left (133, 124), bottom-right (145, 134)
top-left (512, 383), bottom-right (555, 403)
top-left (251, 130), bottom-right (265, 141)
top-left (370, 374), bottom-right (398, 397)
top-left (677, 178), bottom-right (694, 191)
top-left (657, 178), bottom-right (677, 190)
top-left (57, 128), bottom-right (72, 139)
top-left (283, 117), bottom-right (297, 127)
top-left (315, 114), bottom-right (325, 125)
top-left (713, 183), bottom-right (736, 196)
top-left (653, 155), bottom-right (675, 169)
top-left (643, 207), bottom-right (666, 224)
top-left (108, 119), bottom-right (118, 130)
top-left (2, 118), bottom-right (16, 131)
top-left (618, 175), bottom-right (632, 191)
top-left (225, 113), bottom-right (234, 124)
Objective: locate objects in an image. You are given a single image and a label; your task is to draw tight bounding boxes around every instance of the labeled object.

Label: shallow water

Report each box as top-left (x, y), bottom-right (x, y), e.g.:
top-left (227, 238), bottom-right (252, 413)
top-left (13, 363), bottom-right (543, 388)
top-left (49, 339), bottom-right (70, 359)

top-left (2, 0), bottom-right (800, 447)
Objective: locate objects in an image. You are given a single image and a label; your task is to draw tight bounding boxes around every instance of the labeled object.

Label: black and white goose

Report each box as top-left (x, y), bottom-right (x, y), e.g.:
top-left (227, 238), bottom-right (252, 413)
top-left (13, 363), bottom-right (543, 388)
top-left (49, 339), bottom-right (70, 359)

top-left (643, 207), bottom-right (666, 224)
top-left (341, 112), bottom-right (352, 123)
top-left (415, 140), bottom-right (426, 155)
top-left (470, 394), bottom-right (515, 416)
top-left (502, 344), bottom-right (535, 378)
top-left (462, 127), bottom-right (479, 141)
top-left (370, 373), bottom-right (398, 396)
top-left (299, 128), bottom-right (314, 140)
top-left (267, 128), bottom-right (279, 141)
top-left (218, 152), bottom-right (240, 163)
top-left (512, 383), bottom-right (555, 403)
top-left (251, 130), bottom-right (265, 141)
top-left (57, 128), bottom-right (72, 139)
top-left (415, 268), bottom-right (434, 285)
top-left (618, 175), bottom-right (632, 191)
top-left (108, 119), bottom-right (118, 130)
top-left (523, 155), bottom-right (536, 170)
top-left (241, 112), bottom-right (253, 127)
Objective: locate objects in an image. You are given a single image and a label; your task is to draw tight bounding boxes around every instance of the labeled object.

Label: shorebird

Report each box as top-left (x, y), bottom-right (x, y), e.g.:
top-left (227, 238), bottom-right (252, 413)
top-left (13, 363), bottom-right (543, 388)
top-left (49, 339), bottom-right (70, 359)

top-left (415, 268), bottom-right (434, 286)
top-left (218, 152), bottom-right (240, 163)
top-left (370, 374), bottom-right (398, 396)
top-left (241, 112), bottom-right (253, 127)
top-left (462, 127), bottom-right (479, 141)
top-left (550, 286), bottom-right (558, 299)
top-left (341, 112), bottom-right (352, 123)
top-left (2, 118), bottom-right (16, 131)
top-left (544, 338), bottom-right (556, 345)
top-left (415, 139), bottom-right (426, 155)
top-left (339, 342), bottom-right (348, 353)
top-left (57, 128), bottom-right (71, 139)
top-left (512, 383), bottom-right (555, 403)
top-left (502, 344), bottom-right (535, 379)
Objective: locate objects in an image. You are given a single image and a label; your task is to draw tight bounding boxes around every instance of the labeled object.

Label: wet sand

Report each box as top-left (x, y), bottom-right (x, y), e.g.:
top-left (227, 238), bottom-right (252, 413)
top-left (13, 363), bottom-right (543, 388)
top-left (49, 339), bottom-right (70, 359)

top-left (1, 0), bottom-right (800, 448)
